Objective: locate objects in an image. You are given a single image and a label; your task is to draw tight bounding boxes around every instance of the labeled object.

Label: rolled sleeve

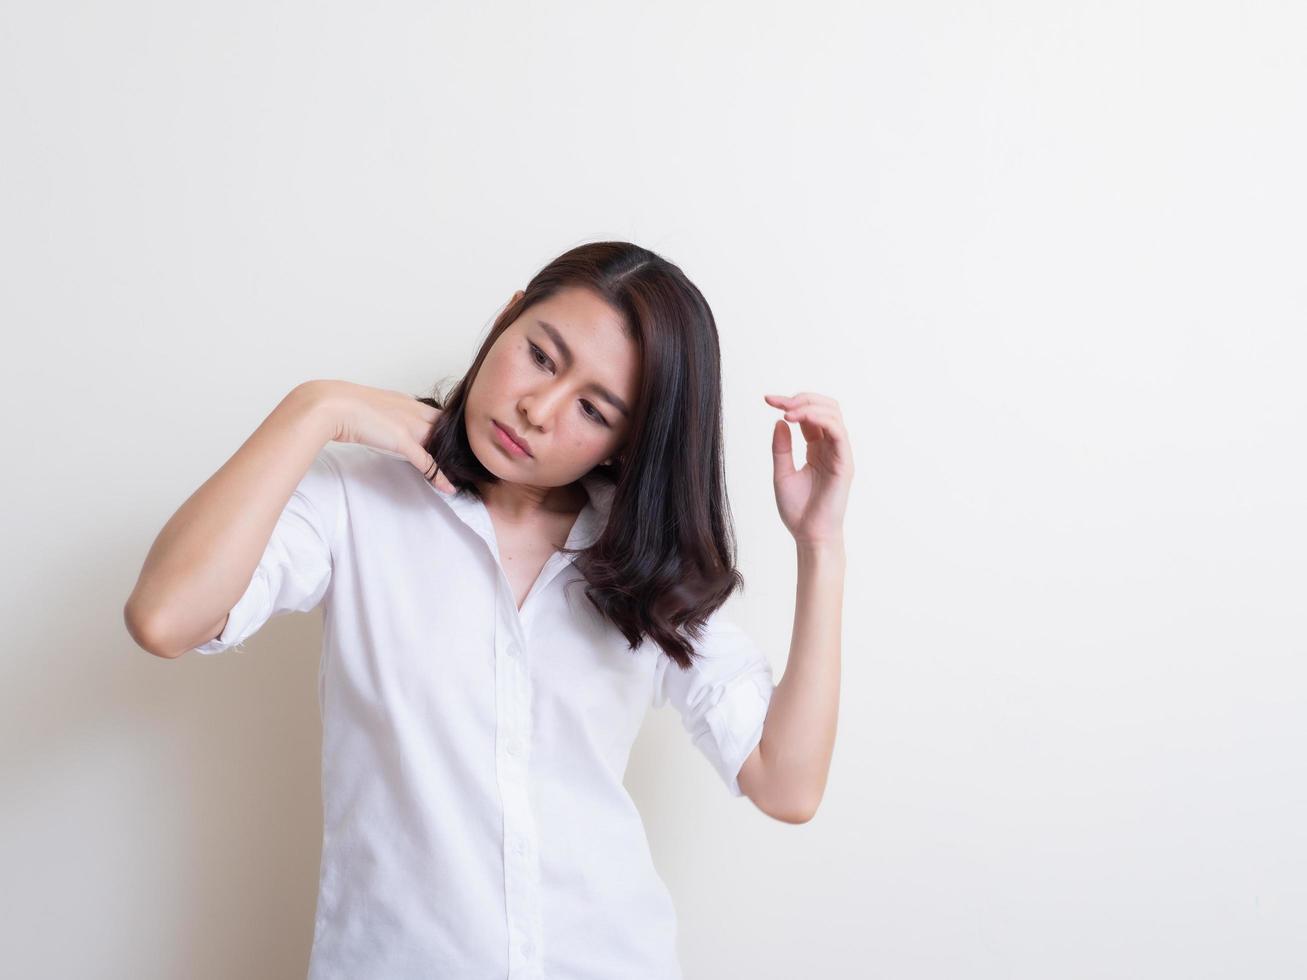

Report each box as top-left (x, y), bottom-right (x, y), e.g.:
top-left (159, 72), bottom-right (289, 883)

top-left (651, 606), bottom-right (776, 797)
top-left (192, 447), bottom-right (344, 655)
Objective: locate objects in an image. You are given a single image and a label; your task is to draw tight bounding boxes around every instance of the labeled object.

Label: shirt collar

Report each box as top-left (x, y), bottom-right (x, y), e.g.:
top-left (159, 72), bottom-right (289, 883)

top-left (428, 469), bottom-right (615, 557)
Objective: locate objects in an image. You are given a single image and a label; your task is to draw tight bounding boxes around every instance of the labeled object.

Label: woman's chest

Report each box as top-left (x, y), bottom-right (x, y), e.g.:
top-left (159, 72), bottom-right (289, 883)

top-left (328, 506), bottom-right (658, 745)
top-left (490, 519), bottom-right (572, 613)
top-left (483, 509), bottom-right (580, 611)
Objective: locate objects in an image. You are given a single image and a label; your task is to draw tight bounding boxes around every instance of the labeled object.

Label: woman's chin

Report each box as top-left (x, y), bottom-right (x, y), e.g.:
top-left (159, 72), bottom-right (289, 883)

top-left (469, 442), bottom-right (520, 484)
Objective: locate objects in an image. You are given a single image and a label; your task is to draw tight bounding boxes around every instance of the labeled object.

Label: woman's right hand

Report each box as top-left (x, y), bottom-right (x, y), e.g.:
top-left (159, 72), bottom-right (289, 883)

top-left (303, 379), bottom-right (456, 493)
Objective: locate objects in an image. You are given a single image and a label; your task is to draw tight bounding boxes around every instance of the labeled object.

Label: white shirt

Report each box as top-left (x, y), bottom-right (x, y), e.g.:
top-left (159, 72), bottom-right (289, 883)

top-left (193, 442), bottom-right (776, 979)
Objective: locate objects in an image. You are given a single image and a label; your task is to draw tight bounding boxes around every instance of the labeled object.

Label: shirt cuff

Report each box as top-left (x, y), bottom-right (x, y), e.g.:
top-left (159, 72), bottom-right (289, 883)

top-left (700, 671), bottom-right (774, 797)
top-left (190, 566), bottom-right (270, 655)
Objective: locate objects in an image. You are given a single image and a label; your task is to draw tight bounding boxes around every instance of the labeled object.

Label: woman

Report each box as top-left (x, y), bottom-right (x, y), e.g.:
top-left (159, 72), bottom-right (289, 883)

top-left (125, 240), bottom-right (853, 979)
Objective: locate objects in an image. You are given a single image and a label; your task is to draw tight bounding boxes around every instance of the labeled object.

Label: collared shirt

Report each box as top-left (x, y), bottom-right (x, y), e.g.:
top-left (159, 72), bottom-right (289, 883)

top-left (193, 442), bottom-right (776, 979)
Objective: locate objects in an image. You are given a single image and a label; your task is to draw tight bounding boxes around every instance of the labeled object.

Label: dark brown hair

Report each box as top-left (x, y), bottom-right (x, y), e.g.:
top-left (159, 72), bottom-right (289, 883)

top-left (416, 240), bottom-right (743, 672)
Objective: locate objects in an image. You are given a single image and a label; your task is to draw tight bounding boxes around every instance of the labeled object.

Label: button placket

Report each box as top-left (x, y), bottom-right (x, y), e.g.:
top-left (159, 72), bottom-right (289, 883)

top-left (494, 592), bottom-right (544, 977)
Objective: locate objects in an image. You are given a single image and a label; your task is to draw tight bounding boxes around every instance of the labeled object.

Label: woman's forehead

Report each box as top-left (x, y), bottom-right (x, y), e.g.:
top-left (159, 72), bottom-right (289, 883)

top-left (517, 312), bottom-right (640, 411)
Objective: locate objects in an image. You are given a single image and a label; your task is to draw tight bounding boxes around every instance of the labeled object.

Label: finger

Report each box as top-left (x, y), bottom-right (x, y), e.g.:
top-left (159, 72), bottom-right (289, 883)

top-left (782, 406), bottom-right (841, 443)
top-left (781, 406), bottom-right (838, 433)
top-left (778, 410), bottom-right (841, 444)
top-left (771, 418), bottom-right (797, 481)
top-left (782, 408), bottom-right (853, 465)
top-left (426, 460), bottom-right (454, 493)
top-left (407, 444), bottom-right (456, 493)
top-left (792, 391), bottom-right (838, 408)
top-left (777, 394), bottom-right (839, 414)
top-left (428, 457), bottom-right (456, 493)
top-left (765, 392), bottom-right (840, 413)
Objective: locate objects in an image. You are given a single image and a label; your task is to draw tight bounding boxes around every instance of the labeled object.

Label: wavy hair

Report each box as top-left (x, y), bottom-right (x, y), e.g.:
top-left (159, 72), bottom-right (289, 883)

top-left (415, 241), bottom-right (743, 672)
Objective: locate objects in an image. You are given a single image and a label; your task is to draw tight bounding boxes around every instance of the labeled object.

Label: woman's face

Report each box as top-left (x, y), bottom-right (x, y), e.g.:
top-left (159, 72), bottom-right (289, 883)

top-left (465, 285), bottom-right (640, 490)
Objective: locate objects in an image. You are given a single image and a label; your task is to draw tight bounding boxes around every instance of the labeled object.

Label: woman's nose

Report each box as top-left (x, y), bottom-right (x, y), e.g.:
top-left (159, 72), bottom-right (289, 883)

top-left (521, 389), bottom-right (565, 429)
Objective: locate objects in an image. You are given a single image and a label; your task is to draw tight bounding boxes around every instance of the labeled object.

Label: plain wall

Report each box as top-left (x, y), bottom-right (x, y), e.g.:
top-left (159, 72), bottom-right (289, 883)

top-left (2, 1), bottom-right (1303, 977)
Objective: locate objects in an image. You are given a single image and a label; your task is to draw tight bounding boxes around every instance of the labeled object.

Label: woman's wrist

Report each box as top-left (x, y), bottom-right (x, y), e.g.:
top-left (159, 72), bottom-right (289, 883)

top-left (280, 381), bottom-right (343, 446)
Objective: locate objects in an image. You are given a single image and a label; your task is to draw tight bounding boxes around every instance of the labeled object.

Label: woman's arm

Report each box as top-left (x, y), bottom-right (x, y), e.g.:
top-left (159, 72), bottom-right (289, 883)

top-left (123, 382), bottom-right (337, 658)
top-left (739, 540), bottom-right (845, 822)
top-left (738, 391), bottom-right (854, 822)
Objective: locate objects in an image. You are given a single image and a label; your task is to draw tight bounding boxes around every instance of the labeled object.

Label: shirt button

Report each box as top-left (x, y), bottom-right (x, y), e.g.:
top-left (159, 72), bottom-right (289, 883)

top-left (506, 641), bottom-right (520, 658)
top-left (522, 940), bottom-right (535, 958)
top-left (514, 837), bottom-right (527, 856)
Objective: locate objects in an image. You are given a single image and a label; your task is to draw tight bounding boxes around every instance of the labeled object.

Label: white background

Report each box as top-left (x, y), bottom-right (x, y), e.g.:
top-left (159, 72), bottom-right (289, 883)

top-left (2, 2), bottom-right (1303, 977)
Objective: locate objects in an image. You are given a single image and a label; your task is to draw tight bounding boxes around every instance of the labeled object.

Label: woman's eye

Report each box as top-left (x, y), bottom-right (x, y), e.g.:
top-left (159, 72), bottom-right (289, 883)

top-left (529, 342), bottom-right (607, 426)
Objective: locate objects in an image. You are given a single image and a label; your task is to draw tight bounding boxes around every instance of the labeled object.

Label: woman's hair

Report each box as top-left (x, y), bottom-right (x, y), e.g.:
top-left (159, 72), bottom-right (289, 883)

top-left (416, 240), bottom-right (743, 672)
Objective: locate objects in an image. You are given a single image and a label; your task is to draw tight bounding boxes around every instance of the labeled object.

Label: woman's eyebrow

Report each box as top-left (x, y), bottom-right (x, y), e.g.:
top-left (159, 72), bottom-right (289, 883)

top-left (536, 319), bottom-right (631, 418)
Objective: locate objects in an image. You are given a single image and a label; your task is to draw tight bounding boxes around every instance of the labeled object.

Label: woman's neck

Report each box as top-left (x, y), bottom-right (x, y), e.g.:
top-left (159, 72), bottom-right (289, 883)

top-left (479, 478), bottom-right (587, 525)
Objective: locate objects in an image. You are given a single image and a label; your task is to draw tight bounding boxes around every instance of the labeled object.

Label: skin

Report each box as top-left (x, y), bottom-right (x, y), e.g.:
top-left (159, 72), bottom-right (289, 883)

top-left (736, 391), bottom-right (853, 822)
top-left (463, 285), bottom-right (641, 526)
top-left (465, 283), bottom-right (854, 823)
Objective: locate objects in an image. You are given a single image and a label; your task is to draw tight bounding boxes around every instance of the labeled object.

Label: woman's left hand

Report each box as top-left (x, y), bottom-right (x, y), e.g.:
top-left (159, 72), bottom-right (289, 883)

top-left (764, 392), bottom-right (854, 547)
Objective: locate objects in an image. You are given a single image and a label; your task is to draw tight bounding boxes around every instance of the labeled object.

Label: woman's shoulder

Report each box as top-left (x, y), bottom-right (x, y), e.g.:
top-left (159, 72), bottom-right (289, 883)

top-left (317, 443), bottom-right (437, 504)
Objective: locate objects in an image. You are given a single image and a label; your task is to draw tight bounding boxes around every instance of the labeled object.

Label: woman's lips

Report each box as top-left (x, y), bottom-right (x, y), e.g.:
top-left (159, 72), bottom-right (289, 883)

top-left (493, 420), bottom-right (532, 457)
